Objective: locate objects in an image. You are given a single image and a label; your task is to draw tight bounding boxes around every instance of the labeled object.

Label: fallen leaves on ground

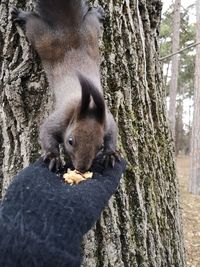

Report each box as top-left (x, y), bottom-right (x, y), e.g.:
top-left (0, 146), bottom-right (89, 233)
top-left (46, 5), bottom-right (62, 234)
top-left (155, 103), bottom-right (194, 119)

top-left (177, 156), bottom-right (200, 267)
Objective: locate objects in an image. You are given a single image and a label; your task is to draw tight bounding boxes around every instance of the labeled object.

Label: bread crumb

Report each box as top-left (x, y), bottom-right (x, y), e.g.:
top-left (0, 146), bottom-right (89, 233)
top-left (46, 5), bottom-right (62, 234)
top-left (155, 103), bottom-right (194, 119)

top-left (63, 169), bottom-right (93, 185)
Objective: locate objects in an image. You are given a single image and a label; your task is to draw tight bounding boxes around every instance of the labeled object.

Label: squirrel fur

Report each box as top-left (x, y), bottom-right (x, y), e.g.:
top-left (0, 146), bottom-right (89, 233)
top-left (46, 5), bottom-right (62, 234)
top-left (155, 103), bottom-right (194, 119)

top-left (11, 0), bottom-right (118, 172)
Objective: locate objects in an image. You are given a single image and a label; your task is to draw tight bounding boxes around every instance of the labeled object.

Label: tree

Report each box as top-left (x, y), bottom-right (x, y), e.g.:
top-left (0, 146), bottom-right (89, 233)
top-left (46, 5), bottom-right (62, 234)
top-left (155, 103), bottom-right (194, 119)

top-left (160, 4), bottom-right (196, 94)
top-left (160, 4), bottom-right (195, 155)
top-left (189, 0), bottom-right (200, 195)
top-left (175, 98), bottom-right (184, 154)
top-left (168, 0), bottom-right (181, 141)
top-left (0, 0), bottom-right (185, 266)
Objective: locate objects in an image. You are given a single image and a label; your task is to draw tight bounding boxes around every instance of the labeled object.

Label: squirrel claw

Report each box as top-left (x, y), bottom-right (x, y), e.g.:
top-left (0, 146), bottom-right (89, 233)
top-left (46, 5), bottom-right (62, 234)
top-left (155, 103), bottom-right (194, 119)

top-left (43, 152), bottom-right (62, 172)
top-left (101, 150), bottom-right (121, 168)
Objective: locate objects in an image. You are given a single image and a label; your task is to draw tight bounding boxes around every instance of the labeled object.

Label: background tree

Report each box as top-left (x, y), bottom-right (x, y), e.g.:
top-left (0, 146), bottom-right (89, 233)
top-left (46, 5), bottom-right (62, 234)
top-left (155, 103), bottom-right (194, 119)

top-left (175, 98), bottom-right (184, 154)
top-left (189, 0), bottom-right (200, 195)
top-left (0, 0), bottom-right (185, 266)
top-left (160, 4), bottom-right (195, 155)
top-left (168, 0), bottom-right (181, 141)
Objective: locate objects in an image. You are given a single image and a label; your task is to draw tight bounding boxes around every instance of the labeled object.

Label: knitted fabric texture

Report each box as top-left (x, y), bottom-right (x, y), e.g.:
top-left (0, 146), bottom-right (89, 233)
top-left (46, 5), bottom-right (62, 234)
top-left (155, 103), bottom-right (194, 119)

top-left (0, 159), bottom-right (126, 267)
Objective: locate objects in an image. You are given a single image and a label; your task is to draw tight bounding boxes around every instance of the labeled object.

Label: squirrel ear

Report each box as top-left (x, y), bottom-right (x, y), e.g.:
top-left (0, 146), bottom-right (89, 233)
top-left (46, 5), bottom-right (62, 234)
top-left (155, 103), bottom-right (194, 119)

top-left (77, 74), bottom-right (105, 123)
top-left (77, 75), bottom-right (91, 119)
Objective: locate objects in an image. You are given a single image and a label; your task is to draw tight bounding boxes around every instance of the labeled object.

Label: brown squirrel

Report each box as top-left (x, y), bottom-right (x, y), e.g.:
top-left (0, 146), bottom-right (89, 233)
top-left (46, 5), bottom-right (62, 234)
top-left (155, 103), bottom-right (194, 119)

top-left (11, 0), bottom-right (118, 173)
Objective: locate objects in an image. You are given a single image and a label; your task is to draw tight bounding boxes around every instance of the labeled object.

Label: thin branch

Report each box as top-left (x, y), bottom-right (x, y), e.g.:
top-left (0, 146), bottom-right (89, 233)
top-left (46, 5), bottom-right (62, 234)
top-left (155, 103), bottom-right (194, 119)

top-left (160, 41), bottom-right (200, 61)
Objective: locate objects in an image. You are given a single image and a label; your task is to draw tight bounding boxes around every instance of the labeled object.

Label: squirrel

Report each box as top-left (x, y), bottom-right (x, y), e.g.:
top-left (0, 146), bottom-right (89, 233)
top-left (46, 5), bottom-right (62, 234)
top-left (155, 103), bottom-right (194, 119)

top-left (11, 0), bottom-right (118, 173)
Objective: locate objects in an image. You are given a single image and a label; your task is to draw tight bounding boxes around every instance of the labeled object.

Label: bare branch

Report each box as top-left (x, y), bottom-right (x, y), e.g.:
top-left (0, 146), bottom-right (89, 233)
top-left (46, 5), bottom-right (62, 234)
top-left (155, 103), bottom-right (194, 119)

top-left (160, 41), bottom-right (200, 61)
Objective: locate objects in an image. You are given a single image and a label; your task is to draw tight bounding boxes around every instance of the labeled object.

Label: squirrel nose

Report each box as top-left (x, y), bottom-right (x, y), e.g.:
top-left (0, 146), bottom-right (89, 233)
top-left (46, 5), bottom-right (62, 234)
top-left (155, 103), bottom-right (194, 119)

top-left (76, 162), bottom-right (90, 173)
top-left (77, 167), bottom-right (87, 173)
top-left (76, 160), bottom-right (92, 173)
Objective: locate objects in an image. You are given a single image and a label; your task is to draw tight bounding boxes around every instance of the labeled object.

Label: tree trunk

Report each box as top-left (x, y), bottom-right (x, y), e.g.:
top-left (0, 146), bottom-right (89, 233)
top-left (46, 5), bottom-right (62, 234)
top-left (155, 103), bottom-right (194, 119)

top-left (189, 0), bottom-right (200, 195)
top-left (0, 0), bottom-right (185, 266)
top-left (175, 98), bottom-right (183, 155)
top-left (168, 0), bottom-right (181, 141)
top-left (0, 0), bottom-right (55, 197)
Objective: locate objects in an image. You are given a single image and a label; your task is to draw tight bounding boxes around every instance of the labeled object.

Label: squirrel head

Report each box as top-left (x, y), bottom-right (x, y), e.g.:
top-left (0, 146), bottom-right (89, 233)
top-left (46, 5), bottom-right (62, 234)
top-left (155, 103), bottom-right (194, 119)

top-left (64, 75), bottom-right (105, 173)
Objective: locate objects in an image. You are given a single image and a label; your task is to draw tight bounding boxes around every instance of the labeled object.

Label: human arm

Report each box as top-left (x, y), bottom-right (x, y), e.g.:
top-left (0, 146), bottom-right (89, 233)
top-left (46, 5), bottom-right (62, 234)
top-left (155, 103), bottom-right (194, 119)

top-left (0, 158), bottom-right (126, 267)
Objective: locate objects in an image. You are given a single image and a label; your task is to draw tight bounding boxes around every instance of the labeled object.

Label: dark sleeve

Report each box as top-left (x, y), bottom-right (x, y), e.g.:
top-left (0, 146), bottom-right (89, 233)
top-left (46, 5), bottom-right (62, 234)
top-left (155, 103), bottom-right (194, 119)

top-left (0, 159), bottom-right (126, 267)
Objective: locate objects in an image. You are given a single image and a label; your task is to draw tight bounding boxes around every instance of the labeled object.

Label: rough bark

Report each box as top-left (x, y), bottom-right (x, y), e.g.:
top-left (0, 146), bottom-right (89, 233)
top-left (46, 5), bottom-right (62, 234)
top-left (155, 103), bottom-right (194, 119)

top-left (0, 0), bottom-right (185, 266)
top-left (189, 0), bottom-right (200, 195)
top-left (0, 0), bottom-right (53, 197)
top-left (168, 0), bottom-right (181, 141)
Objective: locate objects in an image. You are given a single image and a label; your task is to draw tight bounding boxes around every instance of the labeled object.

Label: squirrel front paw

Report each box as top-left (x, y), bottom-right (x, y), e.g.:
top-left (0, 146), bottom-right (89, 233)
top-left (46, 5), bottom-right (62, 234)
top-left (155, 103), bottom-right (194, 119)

top-left (98, 149), bottom-right (120, 168)
top-left (43, 151), bottom-right (62, 172)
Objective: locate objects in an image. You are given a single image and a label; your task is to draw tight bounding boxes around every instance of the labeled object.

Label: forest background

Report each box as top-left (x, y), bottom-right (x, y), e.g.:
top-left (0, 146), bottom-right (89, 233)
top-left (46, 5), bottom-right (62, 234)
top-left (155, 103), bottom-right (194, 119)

top-left (161, 0), bottom-right (200, 266)
top-left (161, 0), bottom-right (195, 155)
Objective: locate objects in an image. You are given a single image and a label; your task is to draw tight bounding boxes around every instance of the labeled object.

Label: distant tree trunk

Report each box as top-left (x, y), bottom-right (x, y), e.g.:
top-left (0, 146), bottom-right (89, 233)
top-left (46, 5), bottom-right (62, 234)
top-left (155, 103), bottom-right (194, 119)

top-left (175, 98), bottom-right (183, 155)
top-left (187, 101), bottom-right (192, 155)
top-left (0, 0), bottom-right (186, 266)
top-left (168, 0), bottom-right (181, 141)
top-left (164, 61), bottom-right (170, 88)
top-left (189, 0), bottom-right (200, 195)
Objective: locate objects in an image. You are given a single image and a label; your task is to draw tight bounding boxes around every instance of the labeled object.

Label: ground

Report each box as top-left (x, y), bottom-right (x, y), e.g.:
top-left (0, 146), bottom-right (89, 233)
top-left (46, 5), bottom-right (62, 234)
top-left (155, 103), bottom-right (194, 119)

top-left (177, 156), bottom-right (200, 267)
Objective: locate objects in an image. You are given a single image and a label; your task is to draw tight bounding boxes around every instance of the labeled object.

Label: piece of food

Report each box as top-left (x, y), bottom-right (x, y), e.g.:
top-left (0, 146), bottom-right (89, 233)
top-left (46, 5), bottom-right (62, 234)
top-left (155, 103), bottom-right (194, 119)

top-left (63, 169), bottom-right (93, 185)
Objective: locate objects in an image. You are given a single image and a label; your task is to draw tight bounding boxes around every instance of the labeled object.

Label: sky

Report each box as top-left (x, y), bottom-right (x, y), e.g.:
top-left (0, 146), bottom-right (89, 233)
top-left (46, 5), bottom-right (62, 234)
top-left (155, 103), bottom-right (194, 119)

top-left (162, 0), bottom-right (196, 23)
top-left (162, 0), bottom-right (196, 11)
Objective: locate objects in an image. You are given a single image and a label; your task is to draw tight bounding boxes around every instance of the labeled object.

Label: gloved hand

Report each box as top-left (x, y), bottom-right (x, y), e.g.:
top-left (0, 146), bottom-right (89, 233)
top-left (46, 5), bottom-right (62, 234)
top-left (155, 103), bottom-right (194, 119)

top-left (0, 157), bottom-right (126, 267)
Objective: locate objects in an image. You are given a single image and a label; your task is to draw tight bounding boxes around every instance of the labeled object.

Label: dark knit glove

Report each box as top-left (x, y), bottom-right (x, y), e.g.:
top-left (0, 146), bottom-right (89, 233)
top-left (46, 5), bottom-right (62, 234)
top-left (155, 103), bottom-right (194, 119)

top-left (0, 158), bottom-right (126, 267)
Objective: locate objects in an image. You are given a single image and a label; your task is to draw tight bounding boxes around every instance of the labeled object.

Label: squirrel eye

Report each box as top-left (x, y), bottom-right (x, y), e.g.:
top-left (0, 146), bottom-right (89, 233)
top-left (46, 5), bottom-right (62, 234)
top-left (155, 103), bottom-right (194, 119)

top-left (68, 137), bottom-right (73, 146)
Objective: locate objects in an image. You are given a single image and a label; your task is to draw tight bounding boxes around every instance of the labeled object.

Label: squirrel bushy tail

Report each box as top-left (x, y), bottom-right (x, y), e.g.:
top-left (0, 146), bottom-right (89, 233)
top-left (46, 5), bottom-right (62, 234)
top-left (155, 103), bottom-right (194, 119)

top-left (36, 0), bottom-right (89, 27)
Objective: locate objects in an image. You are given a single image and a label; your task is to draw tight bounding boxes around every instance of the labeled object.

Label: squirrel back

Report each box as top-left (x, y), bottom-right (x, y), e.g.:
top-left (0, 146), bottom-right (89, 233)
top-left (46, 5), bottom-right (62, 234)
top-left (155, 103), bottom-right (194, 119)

top-left (37, 0), bottom-right (88, 28)
top-left (11, 0), bottom-right (118, 172)
top-left (25, 0), bottom-right (101, 64)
